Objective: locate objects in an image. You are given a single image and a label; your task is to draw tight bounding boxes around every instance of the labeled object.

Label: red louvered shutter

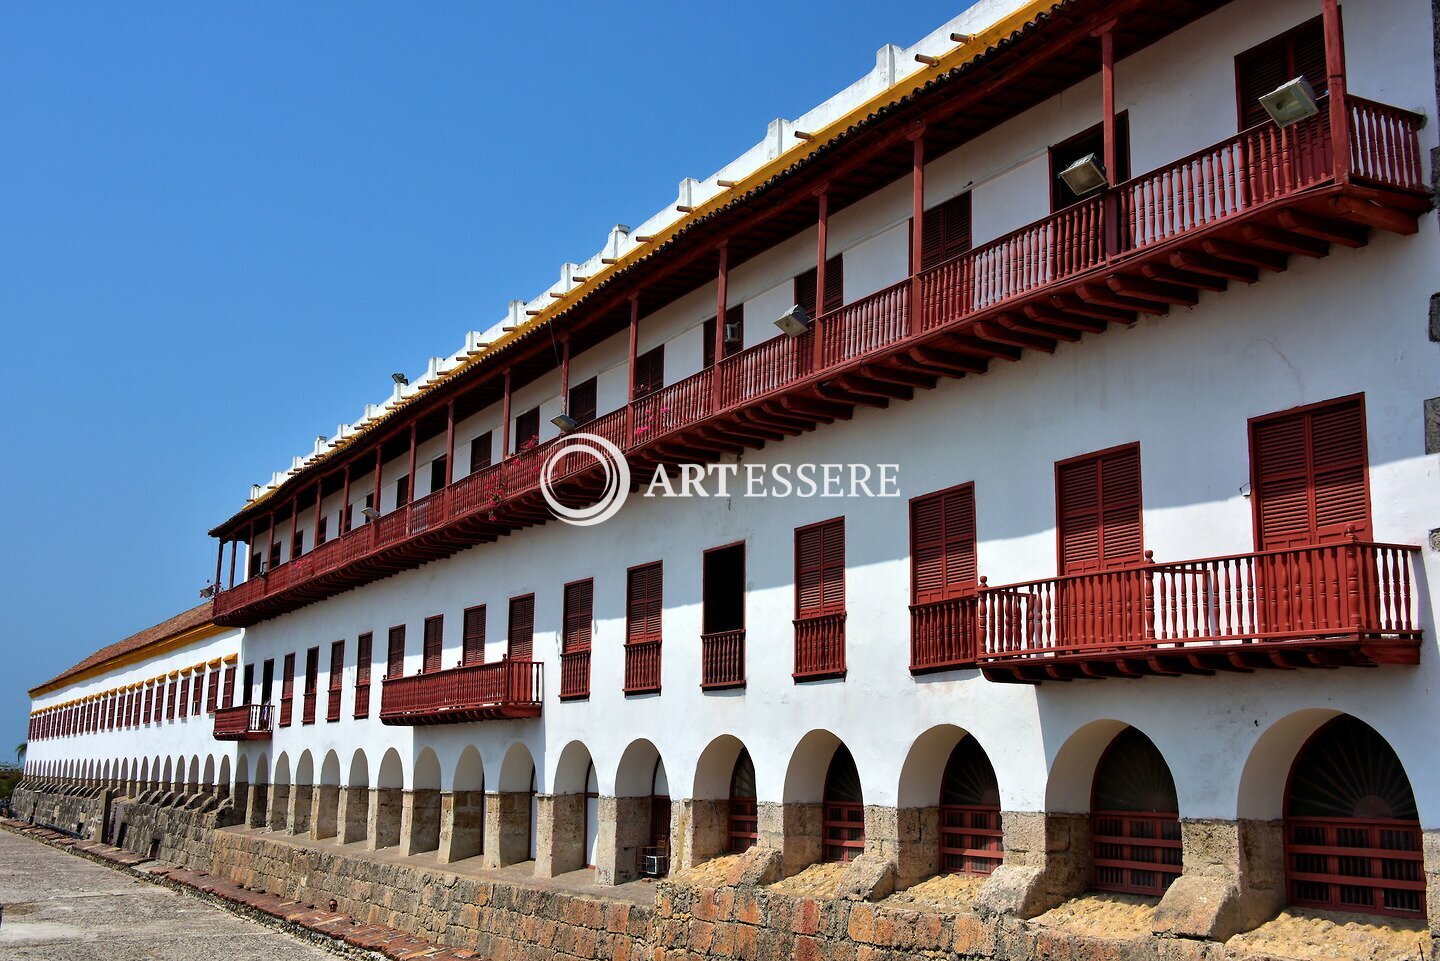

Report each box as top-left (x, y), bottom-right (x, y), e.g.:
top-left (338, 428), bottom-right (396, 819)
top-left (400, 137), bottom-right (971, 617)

top-left (386, 625), bottom-right (406, 678)
top-left (796, 518), bottom-right (845, 617)
top-left (921, 193), bottom-right (973, 270)
top-left (911, 485), bottom-right (977, 603)
top-left (514, 408), bottom-right (540, 452)
top-left (178, 676), bottom-right (189, 719)
top-left (823, 254), bottom-right (844, 315)
top-left (206, 667), bottom-right (219, 713)
top-left (634, 346), bottom-right (665, 398)
top-left (279, 654), bottom-right (295, 727)
top-left (1252, 397), bottom-right (1369, 548)
top-left (469, 431), bottom-right (493, 474)
top-left (221, 665), bottom-right (236, 709)
top-left (355, 632), bottom-right (372, 718)
top-left (422, 615), bottom-right (444, 673)
top-left (569, 377), bottom-right (598, 427)
top-left (192, 669), bottom-right (205, 714)
top-left (1236, 17), bottom-right (1327, 130)
top-left (1058, 445), bottom-right (1143, 574)
top-left (508, 594), bottom-right (534, 661)
top-left (462, 605), bottom-right (486, 665)
top-left (627, 563), bottom-right (663, 644)
top-left (564, 580), bottom-right (594, 653)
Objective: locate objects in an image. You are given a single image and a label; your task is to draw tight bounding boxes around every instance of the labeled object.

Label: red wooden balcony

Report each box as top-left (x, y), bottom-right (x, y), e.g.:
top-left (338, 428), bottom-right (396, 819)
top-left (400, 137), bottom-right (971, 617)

top-left (213, 96), bottom-right (1429, 628)
top-left (976, 542), bottom-right (1421, 683)
top-left (623, 640), bottom-right (662, 695)
top-left (378, 659), bottom-right (543, 725)
top-left (559, 649), bottom-right (590, 700)
top-left (794, 613), bottom-right (846, 680)
top-left (212, 704), bottom-right (273, 741)
top-left (701, 629), bottom-right (746, 690)
top-left (910, 596), bottom-right (978, 673)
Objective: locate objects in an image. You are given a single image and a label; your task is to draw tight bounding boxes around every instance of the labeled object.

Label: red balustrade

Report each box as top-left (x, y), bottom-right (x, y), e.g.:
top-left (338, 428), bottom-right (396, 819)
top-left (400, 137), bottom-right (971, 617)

top-left (1286, 816), bottom-right (1425, 919)
top-left (1348, 98), bottom-right (1427, 191)
top-left (700, 629), bottom-right (746, 689)
top-left (718, 331), bottom-right (810, 409)
top-left (793, 613), bottom-right (846, 680)
top-left (409, 488), bottom-right (447, 534)
top-left (818, 280), bottom-right (909, 367)
top-left (212, 704), bottom-right (272, 741)
top-left (450, 463), bottom-right (505, 517)
top-left (909, 596), bottom-right (979, 672)
top-left (624, 639), bottom-right (662, 694)
top-left (559, 649), bottom-right (590, 700)
top-left (632, 371), bottom-right (713, 443)
top-left (378, 659), bottom-right (543, 725)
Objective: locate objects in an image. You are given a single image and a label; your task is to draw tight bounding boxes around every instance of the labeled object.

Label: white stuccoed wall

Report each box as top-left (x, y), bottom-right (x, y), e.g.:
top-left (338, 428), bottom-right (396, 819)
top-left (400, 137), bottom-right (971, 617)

top-left (222, 0), bottom-right (1438, 827)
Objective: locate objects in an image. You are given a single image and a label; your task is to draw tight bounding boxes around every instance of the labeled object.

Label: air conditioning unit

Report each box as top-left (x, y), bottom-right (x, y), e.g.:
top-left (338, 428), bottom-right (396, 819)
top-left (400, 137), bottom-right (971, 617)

top-left (643, 853), bottom-right (668, 877)
top-left (724, 320), bottom-right (743, 344)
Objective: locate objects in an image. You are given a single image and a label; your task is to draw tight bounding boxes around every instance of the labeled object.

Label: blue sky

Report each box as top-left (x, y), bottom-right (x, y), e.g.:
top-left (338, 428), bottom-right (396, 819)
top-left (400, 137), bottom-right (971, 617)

top-left (0, 1), bottom-right (975, 752)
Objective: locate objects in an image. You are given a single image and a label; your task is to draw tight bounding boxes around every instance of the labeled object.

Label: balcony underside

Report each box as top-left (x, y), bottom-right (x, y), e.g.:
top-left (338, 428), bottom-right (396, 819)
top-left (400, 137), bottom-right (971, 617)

top-left (379, 703), bottom-right (542, 726)
top-left (212, 730), bottom-right (273, 741)
top-left (215, 165), bottom-right (1430, 627)
top-left (979, 633), bottom-right (1421, 684)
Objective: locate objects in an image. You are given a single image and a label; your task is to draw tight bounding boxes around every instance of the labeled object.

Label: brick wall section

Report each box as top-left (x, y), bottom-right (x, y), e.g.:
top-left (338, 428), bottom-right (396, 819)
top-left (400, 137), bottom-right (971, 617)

top-left (208, 830), bottom-right (651, 961)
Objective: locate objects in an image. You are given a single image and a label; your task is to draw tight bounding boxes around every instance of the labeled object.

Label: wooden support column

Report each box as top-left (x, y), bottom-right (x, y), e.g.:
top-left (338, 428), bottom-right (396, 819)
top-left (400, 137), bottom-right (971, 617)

top-left (1321, 0), bottom-right (1349, 181)
top-left (909, 129), bottom-right (926, 333)
top-left (371, 446), bottom-right (383, 518)
top-left (501, 368), bottom-right (513, 459)
top-left (228, 539), bottom-right (237, 588)
top-left (713, 243), bottom-right (728, 409)
top-left (813, 188), bottom-right (828, 369)
top-left (625, 294), bottom-right (639, 445)
top-left (214, 540), bottom-right (224, 589)
top-left (313, 479), bottom-right (324, 545)
top-left (1097, 22), bottom-right (1120, 258)
top-left (340, 464), bottom-right (351, 534)
top-left (444, 400), bottom-right (455, 486)
top-left (406, 423), bottom-right (417, 505)
top-left (559, 338), bottom-right (571, 413)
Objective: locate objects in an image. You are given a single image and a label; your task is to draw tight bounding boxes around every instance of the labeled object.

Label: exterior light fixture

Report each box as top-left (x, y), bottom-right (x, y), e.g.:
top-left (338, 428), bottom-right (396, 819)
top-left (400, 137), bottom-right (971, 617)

top-left (551, 414), bottom-right (579, 434)
top-left (391, 372), bottom-right (409, 386)
top-left (774, 304), bottom-right (811, 338)
top-left (360, 507), bottom-right (382, 521)
top-left (1058, 154), bottom-right (1107, 196)
top-left (1259, 77), bottom-right (1319, 128)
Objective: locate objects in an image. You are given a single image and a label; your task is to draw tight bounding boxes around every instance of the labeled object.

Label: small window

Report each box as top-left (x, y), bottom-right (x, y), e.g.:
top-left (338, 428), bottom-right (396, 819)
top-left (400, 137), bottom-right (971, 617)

top-left (921, 193), bottom-right (973, 270)
top-left (910, 484), bottom-right (978, 603)
top-left (1056, 444), bottom-right (1143, 574)
top-left (569, 377), bottom-right (598, 427)
top-left (1050, 114), bottom-right (1130, 211)
top-left (634, 346), bottom-right (665, 399)
top-left (563, 580), bottom-right (594, 653)
top-left (703, 544), bottom-right (746, 634)
top-left (354, 633), bottom-right (373, 718)
top-left (316, 515), bottom-right (328, 546)
top-left (291, 530), bottom-right (304, 559)
top-left (327, 640), bottom-right (344, 722)
top-left (627, 562), bottom-right (664, 645)
top-left (386, 625), bottom-right (406, 678)
top-left (395, 474), bottom-right (410, 509)
top-left (508, 594), bottom-right (535, 661)
top-left (703, 305), bottom-right (745, 369)
top-left (469, 431), bottom-right (493, 473)
top-left (279, 653), bottom-right (296, 727)
top-left (795, 254), bottom-right (844, 319)
top-left (514, 408), bottom-right (540, 452)
top-left (250, 551), bottom-right (263, 579)
top-left (422, 615), bottom-right (444, 674)
top-left (268, 542), bottom-right (282, 571)
top-left (1236, 17), bottom-right (1326, 131)
top-left (429, 456), bottom-right (448, 494)
top-left (362, 492), bottom-right (375, 522)
top-left (260, 659), bottom-right (275, 704)
top-left (242, 663), bottom-right (255, 706)
top-left (795, 518), bottom-right (846, 617)
top-left (302, 647), bottom-right (319, 724)
top-left (1250, 395), bottom-right (1370, 549)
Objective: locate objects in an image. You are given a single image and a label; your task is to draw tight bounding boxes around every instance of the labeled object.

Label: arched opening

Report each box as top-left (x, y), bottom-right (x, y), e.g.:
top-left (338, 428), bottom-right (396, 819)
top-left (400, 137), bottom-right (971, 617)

top-left (408, 748), bottom-right (442, 855)
top-left (218, 756), bottom-right (232, 800)
top-left (342, 750), bottom-right (370, 844)
top-left (448, 746), bottom-right (485, 863)
top-left (644, 757), bottom-right (671, 876)
top-left (728, 749), bottom-right (758, 853)
top-left (250, 753), bottom-right (270, 828)
top-left (1091, 728), bottom-right (1181, 897)
top-left (614, 739), bottom-right (671, 880)
top-left (1284, 716), bottom-right (1424, 919)
top-left (939, 736), bottom-right (1003, 875)
top-left (585, 761), bottom-right (601, 867)
top-left (314, 751), bottom-right (341, 840)
top-left (496, 742), bottom-right (537, 867)
top-left (822, 745), bottom-right (864, 863)
top-left (202, 756), bottom-right (216, 794)
top-left (292, 752), bottom-right (315, 834)
top-left (270, 753), bottom-right (292, 832)
top-left (374, 748), bottom-right (404, 850)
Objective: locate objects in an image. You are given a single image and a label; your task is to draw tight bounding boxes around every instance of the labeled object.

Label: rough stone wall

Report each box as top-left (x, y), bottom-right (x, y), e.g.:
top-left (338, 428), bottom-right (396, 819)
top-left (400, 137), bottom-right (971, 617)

top-left (209, 830), bottom-right (652, 961)
top-left (110, 793), bottom-right (236, 868)
top-left (12, 784), bottom-right (109, 840)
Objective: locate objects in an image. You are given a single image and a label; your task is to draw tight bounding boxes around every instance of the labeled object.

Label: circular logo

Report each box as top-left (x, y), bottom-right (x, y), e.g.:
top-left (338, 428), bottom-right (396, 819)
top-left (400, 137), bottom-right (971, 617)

top-left (540, 432), bottom-right (631, 527)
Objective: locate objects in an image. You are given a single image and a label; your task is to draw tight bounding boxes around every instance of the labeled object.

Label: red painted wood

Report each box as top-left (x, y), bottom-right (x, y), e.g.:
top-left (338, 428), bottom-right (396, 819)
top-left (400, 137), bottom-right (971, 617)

top-left (939, 804), bottom-right (1003, 875)
top-left (327, 640), bottom-right (344, 722)
top-left (561, 579), bottom-right (593, 700)
top-left (212, 703), bottom-right (273, 741)
top-left (378, 658), bottom-right (543, 725)
top-left (462, 605), bottom-right (486, 665)
top-left (422, 615), bottom-right (444, 674)
top-left (302, 646), bottom-right (319, 724)
top-left (700, 629), bottom-right (746, 689)
top-left (354, 632), bottom-right (373, 718)
top-left (278, 653), bottom-right (295, 727)
top-left (1092, 810), bottom-right (1183, 896)
top-left (626, 562), bottom-right (663, 694)
top-left (1286, 817), bottom-right (1425, 919)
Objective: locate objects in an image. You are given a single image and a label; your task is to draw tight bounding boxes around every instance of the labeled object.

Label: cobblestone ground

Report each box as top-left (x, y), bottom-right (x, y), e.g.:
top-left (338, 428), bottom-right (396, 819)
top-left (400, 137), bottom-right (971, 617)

top-left (0, 830), bottom-right (338, 961)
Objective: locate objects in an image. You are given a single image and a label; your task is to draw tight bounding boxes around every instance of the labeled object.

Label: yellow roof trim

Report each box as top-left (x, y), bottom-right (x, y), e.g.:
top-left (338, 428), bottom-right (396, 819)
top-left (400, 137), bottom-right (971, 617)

top-left (231, 0), bottom-right (1059, 521)
top-left (28, 622), bottom-right (231, 699)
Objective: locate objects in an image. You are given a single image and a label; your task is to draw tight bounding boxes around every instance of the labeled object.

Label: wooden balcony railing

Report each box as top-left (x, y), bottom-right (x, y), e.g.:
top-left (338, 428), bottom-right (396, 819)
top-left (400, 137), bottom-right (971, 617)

top-left (977, 541), bottom-right (1420, 681)
top-left (212, 703), bottom-right (272, 741)
top-left (624, 640), bottom-right (662, 695)
top-left (794, 613), bottom-right (846, 680)
top-left (378, 659), bottom-right (542, 725)
top-left (559, 649), bottom-right (590, 700)
top-left (909, 596), bottom-right (979, 673)
top-left (302, 690), bottom-right (316, 725)
top-left (700, 629), bottom-right (746, 689)
top-left (326, 686), bottom-right (341, 722)
top-left (213, 96), bottom-right (1429, 626)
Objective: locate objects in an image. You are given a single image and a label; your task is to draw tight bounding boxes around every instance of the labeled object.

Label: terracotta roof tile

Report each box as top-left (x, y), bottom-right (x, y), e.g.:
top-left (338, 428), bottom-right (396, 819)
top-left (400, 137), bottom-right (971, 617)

top-left (31, 601), bottom-right (216, 695)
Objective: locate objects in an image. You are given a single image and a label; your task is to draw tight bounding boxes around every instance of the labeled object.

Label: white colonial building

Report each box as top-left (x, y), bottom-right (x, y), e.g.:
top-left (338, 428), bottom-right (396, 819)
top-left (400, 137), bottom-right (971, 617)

top-left (26, 0), bottom-right (1440, 941)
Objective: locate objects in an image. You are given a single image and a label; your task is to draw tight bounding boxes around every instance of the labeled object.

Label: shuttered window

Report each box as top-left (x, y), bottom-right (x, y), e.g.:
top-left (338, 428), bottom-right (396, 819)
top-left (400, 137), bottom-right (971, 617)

top-left (921, 193), bottom-right (973, 270)
top-left (395, 474), bottom-right (410, 509)
top-left (242, 664), bottom-right (254, 706)
top-left (302, 647), bottom-right (319, 724)
top-left (222, 664), bottom-right (237, 709)
top-left (1057, 445), bottom-right (1143, 574)
top-left (564, 580), bottom-right (594, 653)
top-left (386, 625), bottom-right (406, 678)
top-left (910, 484), bottom-right (978, 603)
top-left (1236, 16), bottom-right (1327, 130)
top-left (795, 255), bottom-right (844, 319)
top-left (462, 605), bottom-right (486, 665)
top-left (206, 666), bottom-right (220, 713)
top-left (422, 615), bottom-right (444, 673)
top-left (569, 377), bottom-right (598, 427)
top-left (178, 675), bottom-right (190, 719)
top-left (327, 640), bottom-right (344, 722)
top-left (279, 653), bottom-right (295, 728)
top-left (703, 305), bottom-right (746, 369)
top-left (354, 633), bottom-right (373, 718)
top-left (192, 669), bottom-right (205, 714)
top-left (508, 594), bottom-right (535, 661)
top-left (795, 518), bottom-right (846, 616)
top-left (1251, 396), bottom-right (1370, 548)
top-left (469, 431), bottom-right (493, 473)
top-left (627, 562), bottom-right (663, 644)
top-left (429, 456), bottom-right (448, 494)
top-left (634, 346), bottom-right (665, 399)
top-left (514, 408), bottom-right (540, 452)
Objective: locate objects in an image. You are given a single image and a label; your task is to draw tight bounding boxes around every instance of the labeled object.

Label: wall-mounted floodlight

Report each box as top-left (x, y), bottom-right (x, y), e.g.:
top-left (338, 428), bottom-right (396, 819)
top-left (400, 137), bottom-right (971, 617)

top-left (1058, 154), bottom-right (1107, 196)
top-left (1259, 78), bottom-right (1319, 128)
top-left (360, 507), bottom-right (382, 521)
top-left (774, 304), bottom-right (811, 338)
top-left (551, 414), bottom-right (579, 434)
top-left (391, 372), bottom-right (409, 386)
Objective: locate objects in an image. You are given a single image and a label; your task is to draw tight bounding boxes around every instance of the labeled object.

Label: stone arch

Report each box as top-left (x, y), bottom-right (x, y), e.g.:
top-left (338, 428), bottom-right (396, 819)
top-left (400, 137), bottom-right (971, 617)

top-left (321, 751), bottom-right (342, 786)
top-left (340, 749), bottom-right (369, 845)
top-left (1237, 708), bottom-right (1341, 822)
top-left (119, 758), bottom-right (131, 795)
top-left (444, 747), bottom-right (485, 864)
top-left (455, 746), bottom-right (484, 792)
top-left (162, 757), bottom-right (174, 789)
top-left (896, 724), bottom-right (1003, 884)
top-left (188, 755), bottom-right (201, 790)
top-left (249, 753), bottom-right (270, 828)
top-left (493, 743), bottom-right (537, 867)
top-left (612, 739), bottom-right (671, 881)
top-left (140, 757), bottom-right (150, 787)
top-left (372, 748), bottom-right (404, 850)
top-left (1044, 718), bottom-right (1129, 813)
top-left (1090, 726), bottom-right (1182, 898)
top-left (102, 759), bottom-right (111, 789)
top-left (313, 750), bottom-right (342, 841)
top-left (406, 748), bottom-right (442, 856)
top-left (781, 730), bottom-right (862, 873)
top-left (218, 756), bottom-right (232, 800)
top-left (546, 741), bottom-right (596, 875)
top-left (290, 751), bottom-right (316, 835)
top-left (690, 735), bottom-right (754, 865)
top-left (202, 756), bottom-right (216, 791)
top-left (269, 752), bottom-right (292, 832)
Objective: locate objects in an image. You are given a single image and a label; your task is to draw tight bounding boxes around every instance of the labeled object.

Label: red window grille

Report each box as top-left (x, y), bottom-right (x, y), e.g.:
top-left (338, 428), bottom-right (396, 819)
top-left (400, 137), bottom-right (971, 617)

top-left (625, 562), bottom-right (662, 694)
top-left (1236, 16), bottom-right (1326, 130)
top-left (1091, 729), bottom-right (1182, 897)
top-left (939, 737), bottom-right (1004, 875)
top-left (1057, 444), bottom-right (1143, 575)
top-left (462, 605), bottom-right (486, 665)
top-left (795, 254), bottom-right (844, 319)
top-left (279, 653), bottom-right (295, 728)
top-left (728, 749), bottom-right (758, 854)
top-left (1251, 395), bottom-right (1370, 549)
top-left (206, 667), bottom-right (219, 713)
top-left (507, 594), bottom-right (534, 661)
top-left (302, 646), bottom-right (319, 724)
top-left (469, 431), bottom-right (492, 474)
top-left (386, 625), bottom-right (406, 678)
top-left (354, 632), bottom-right (373, 718)
top-left (422, 615), bottom-right (444, 673)
top-left (909, 484), bottom-right (978, 671)
top-left (327, 640), bottom-right (344, 722)
top-left (822, 746), bottom-right (865, 863)
top-left (568, 377), bottom-right (598, 427)
top-left (221, 665), bottom-right (236, 709)
top-left (561, 579), bottom-right (593, 700)
top-left (794, 517), bottom-right (846, 679)
top-left (633, 345), bottom-right (665, 399)
top-left (920, 192), bottom-right (973, 270)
